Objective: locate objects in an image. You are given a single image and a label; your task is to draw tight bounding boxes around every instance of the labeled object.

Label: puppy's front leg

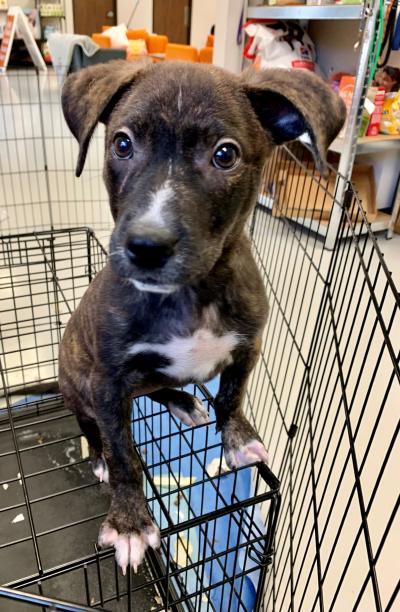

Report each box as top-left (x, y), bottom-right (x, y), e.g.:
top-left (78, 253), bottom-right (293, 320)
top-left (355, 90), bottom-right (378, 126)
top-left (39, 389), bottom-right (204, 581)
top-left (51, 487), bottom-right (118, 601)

top-left (93, 381), bottom-right (160, 574)
top-left (214, 342), bottom-right (269, 469)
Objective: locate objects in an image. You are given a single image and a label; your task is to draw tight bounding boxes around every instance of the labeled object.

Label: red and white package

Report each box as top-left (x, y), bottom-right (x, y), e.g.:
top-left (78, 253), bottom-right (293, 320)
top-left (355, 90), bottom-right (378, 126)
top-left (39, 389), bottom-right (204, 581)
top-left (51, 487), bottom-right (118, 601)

top-left (366, 87), bottom-right (385, 136)
top-left (243, 21), bottom-right (317, 73)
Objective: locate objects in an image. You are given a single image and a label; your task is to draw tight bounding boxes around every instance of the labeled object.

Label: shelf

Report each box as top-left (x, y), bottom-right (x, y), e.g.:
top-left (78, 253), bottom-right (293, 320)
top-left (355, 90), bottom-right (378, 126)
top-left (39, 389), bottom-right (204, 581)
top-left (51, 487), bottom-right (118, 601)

top-left (294, 210), bottom-right (390, 236)
top-left (330, 134), bottom-right (400, 154)
top-left (258, 195), bottom-right (391, 237)
top-left (247, 4), bottom-right (363, 20)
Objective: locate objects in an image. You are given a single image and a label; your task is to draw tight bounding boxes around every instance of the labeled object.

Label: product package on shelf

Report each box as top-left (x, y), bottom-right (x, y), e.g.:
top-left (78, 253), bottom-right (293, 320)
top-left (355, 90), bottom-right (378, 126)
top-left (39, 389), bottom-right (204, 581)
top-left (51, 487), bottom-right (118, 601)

top-left (243, 20), bottom-right (317, 72)
top-left (359, 95), bottom-right (375, 137)
top-left (337, 75), bottom-right (355, 138)
top-left (39, 3), bottom-right (64, 18)
top-left (380, 91), bottom-right (400, 134)
top-left (366, 87), bottom-right (385, 136)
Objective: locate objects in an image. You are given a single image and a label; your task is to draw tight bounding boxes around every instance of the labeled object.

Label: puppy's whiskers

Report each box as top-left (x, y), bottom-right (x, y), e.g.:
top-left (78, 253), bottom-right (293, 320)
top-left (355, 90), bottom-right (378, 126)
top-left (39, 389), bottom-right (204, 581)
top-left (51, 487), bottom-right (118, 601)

top-left (108, 247), bottom-right (125, 258)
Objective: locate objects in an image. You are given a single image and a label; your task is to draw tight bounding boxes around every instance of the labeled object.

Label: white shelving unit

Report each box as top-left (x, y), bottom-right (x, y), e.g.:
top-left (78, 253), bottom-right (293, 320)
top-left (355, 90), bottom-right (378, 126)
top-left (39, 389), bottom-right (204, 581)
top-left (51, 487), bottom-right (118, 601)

top-left (36, 1), bottom-right (66, 36)
top-left (214, 0), bottom-right (400, 247)
top-left (247, 4), bottom-right (363, 19)
top-left (0, 2), bottom-right (65, 40)
top-left (330, 134), bottom-right (400, 154)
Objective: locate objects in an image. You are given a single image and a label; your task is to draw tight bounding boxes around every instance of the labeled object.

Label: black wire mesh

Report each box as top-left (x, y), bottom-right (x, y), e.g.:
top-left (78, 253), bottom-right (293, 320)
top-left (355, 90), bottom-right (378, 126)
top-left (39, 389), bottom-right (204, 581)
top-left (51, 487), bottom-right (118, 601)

top-left (0, 228), bottom-right (280, 612)
top-left (245, 144), bottom-right (400, 611)
top-left (0, 68), bottom-right (399, 611)
top-left (0, 69), bottom-right (112, 246)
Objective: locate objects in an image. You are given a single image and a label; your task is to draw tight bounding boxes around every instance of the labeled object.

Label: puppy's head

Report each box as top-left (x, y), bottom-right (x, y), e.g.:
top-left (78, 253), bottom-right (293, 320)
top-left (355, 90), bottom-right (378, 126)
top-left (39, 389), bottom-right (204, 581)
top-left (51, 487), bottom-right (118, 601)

top-left (62, 61), bottom-right (345, 293)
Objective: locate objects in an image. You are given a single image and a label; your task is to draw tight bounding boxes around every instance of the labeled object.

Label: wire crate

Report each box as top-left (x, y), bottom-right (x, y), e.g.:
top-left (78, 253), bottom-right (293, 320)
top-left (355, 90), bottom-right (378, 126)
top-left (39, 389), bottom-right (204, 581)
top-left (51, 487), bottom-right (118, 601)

top-left (0, 228), bottom-right (280, 612)
top-left (246, 144), bottom-right (399, 611)
top-left (0, 68), bottom-right (399, 611)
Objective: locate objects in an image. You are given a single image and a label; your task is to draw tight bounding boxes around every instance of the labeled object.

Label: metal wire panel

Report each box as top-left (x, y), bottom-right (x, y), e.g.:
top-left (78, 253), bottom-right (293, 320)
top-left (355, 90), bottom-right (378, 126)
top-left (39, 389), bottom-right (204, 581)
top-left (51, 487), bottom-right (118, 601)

top-left (0, 70), bottom-right (112, 246)
top-left (246, 145), bottom-right (399, 611)
top-left (0, 69), bottom-right (399, 611)
top-left (0, 228), bottom-right (280, 611)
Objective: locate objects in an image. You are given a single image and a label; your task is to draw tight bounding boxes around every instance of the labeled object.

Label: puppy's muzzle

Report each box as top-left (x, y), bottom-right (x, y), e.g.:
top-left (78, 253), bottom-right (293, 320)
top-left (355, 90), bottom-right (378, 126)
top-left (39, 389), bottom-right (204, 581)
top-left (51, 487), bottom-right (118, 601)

top-left (125, 229), bottom-right (178, 270)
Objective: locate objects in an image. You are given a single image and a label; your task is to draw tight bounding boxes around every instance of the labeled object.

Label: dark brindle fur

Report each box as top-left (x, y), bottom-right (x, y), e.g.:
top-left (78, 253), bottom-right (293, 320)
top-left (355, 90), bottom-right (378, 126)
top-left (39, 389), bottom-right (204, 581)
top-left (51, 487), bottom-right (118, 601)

top-left (58, 60), bottom-right (345, 572)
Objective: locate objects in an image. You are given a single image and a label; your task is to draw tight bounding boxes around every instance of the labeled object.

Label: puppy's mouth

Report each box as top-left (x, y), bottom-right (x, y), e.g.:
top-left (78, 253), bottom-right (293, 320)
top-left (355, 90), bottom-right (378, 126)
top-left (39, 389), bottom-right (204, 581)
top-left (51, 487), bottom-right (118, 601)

top-left (129, 279), bottom-right (180, 294)
top-left (108, 247), bottom-right (183, 291)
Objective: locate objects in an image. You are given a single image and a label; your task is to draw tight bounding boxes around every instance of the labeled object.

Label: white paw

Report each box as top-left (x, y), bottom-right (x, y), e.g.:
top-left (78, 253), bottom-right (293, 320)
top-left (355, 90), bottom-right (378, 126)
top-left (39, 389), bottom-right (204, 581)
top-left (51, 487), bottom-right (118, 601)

top-left (168, 396), bottom-right (209, 427)
top-left (92, 455), bottom-right (109, 483)
top-left (98, 523), bottom-right (160, 575)
top-left (224, 439), bottom-right (269, 469)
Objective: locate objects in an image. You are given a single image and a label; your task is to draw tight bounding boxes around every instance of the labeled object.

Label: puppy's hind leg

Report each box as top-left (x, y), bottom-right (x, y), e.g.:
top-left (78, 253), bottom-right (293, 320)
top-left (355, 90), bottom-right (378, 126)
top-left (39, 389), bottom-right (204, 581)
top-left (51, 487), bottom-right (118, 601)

top-left (76, 413), bottom-right (109, 484)
top-left (148, 388), bottom-right (209, 427)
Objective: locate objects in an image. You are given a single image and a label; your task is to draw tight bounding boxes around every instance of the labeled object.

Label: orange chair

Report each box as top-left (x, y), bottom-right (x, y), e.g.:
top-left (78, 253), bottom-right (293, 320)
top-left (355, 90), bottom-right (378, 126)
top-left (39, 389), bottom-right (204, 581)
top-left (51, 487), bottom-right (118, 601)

top-left (127, 28), bottom-right (150, 42)
top-left (165, 43), bottom-right (198, 62)
top-left (92, 33), bottom-right (111, 49)
top-left (199, 47), bottom-right (213, 64)
top-left (147, 34), bottom-right (168, 55)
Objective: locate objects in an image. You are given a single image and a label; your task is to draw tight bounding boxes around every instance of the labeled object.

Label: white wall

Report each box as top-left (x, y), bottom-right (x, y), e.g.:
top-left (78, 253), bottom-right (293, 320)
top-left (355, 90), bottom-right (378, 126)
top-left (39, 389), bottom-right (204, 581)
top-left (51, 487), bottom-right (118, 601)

top-left (117, 0), bottom-right (153, 31)
top-left (190, 0), bottom-right (215, 49)
top-left (64, 0), bottom-right (74, 33)
top-left (309, 21), bottom-right (360, 78)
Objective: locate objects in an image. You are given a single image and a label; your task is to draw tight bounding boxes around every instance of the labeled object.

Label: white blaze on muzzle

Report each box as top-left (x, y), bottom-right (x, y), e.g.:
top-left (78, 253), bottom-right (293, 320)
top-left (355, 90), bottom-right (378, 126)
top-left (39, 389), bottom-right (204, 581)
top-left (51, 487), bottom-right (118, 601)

top-left (138, 180), bottom-right (174, 228)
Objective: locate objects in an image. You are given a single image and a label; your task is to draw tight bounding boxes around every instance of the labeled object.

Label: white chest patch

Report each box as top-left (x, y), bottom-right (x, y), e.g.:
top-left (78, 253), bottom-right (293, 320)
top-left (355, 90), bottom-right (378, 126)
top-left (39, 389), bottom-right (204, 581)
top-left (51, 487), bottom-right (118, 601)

top-left (128, 328), bottom-right (239, 382)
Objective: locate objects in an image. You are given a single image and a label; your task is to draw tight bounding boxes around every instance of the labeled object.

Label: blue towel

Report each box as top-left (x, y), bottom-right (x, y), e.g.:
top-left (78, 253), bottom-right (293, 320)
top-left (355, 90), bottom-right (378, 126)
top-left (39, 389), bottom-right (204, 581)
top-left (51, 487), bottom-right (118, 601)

top-left (133, 378), bottom-right (265, 611)
top-left (9, 386), bottom-right (265, 610)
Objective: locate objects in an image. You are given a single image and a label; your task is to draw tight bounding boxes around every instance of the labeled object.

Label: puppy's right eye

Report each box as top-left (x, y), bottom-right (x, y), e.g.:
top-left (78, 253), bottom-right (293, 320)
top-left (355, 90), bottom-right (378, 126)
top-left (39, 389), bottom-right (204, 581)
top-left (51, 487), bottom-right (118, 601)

top-left (113, 133), bottom-right (133, 159)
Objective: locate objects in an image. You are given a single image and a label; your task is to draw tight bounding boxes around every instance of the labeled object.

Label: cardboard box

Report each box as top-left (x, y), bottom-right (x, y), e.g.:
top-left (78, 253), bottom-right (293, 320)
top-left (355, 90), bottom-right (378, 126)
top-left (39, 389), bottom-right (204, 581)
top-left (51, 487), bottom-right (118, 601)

top-left (270, 164), bottom-right (376, 222)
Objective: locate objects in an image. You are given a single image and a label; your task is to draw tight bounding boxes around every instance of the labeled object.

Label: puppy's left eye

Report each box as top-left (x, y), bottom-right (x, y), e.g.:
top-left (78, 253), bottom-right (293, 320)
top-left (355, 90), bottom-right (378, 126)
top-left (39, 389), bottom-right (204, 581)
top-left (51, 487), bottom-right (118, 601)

top-left (212, 142), bottom-right (240, 170)
top-left (113, 133), bottom-right (133, 159)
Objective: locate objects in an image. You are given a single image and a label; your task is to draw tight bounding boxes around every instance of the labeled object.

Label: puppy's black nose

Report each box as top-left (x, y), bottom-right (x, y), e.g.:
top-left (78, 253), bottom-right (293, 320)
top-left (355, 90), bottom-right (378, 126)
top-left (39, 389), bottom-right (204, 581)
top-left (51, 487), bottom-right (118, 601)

top-left (126, 235), bottom-right (175, 269)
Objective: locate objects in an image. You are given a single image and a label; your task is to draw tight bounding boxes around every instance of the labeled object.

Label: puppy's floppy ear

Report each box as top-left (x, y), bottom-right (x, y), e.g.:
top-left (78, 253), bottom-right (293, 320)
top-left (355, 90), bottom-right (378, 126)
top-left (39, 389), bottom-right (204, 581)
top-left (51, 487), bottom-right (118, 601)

top-left (241, 69), bottom-right (346, 174)
top-left (62, 59), bottom-right (150, 177)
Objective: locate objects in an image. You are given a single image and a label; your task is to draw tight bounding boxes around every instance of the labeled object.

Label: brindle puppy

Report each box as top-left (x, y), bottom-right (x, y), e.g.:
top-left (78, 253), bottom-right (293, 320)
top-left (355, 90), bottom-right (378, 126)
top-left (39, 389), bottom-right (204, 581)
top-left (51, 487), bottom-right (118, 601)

top-left (60, 60), bottom-right (345, 573)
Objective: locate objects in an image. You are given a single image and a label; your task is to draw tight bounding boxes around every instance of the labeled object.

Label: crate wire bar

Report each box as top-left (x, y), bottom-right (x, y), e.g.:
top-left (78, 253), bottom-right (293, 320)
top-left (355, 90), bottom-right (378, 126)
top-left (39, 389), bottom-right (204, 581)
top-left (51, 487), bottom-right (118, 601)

top-left (0, 228), bottom-right (280, 611)
top-left (0, 68), bottom-right (399, 611)
top-left (246, 144), bottom-right (399, 611)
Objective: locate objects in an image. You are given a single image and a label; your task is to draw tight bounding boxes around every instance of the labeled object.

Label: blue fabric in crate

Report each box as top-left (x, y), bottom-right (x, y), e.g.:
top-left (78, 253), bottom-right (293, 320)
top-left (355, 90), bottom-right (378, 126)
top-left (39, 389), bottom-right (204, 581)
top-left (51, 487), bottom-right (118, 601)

top-left (133, 378), bottom-right (265, 611)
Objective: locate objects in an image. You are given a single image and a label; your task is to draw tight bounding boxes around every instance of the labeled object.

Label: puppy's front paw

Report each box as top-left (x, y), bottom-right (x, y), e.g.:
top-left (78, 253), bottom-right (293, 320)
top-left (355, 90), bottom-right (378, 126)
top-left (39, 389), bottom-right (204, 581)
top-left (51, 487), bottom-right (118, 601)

top-left (99, 492), bottom-right (160, 574)
top-left (222, 414), bottom-right (268, 469)
top-left (224, 439), bottom-right (269, 469)
top-left (168, 394), bottom-right (209, 427)
top-left (99, 522), bottom-right (160, 574)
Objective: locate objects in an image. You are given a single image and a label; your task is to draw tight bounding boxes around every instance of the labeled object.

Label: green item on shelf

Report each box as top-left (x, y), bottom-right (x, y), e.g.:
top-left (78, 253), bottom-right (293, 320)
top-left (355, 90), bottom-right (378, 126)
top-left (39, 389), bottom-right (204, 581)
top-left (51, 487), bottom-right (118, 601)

top-left (359, 92), bottom-right (375, 136)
